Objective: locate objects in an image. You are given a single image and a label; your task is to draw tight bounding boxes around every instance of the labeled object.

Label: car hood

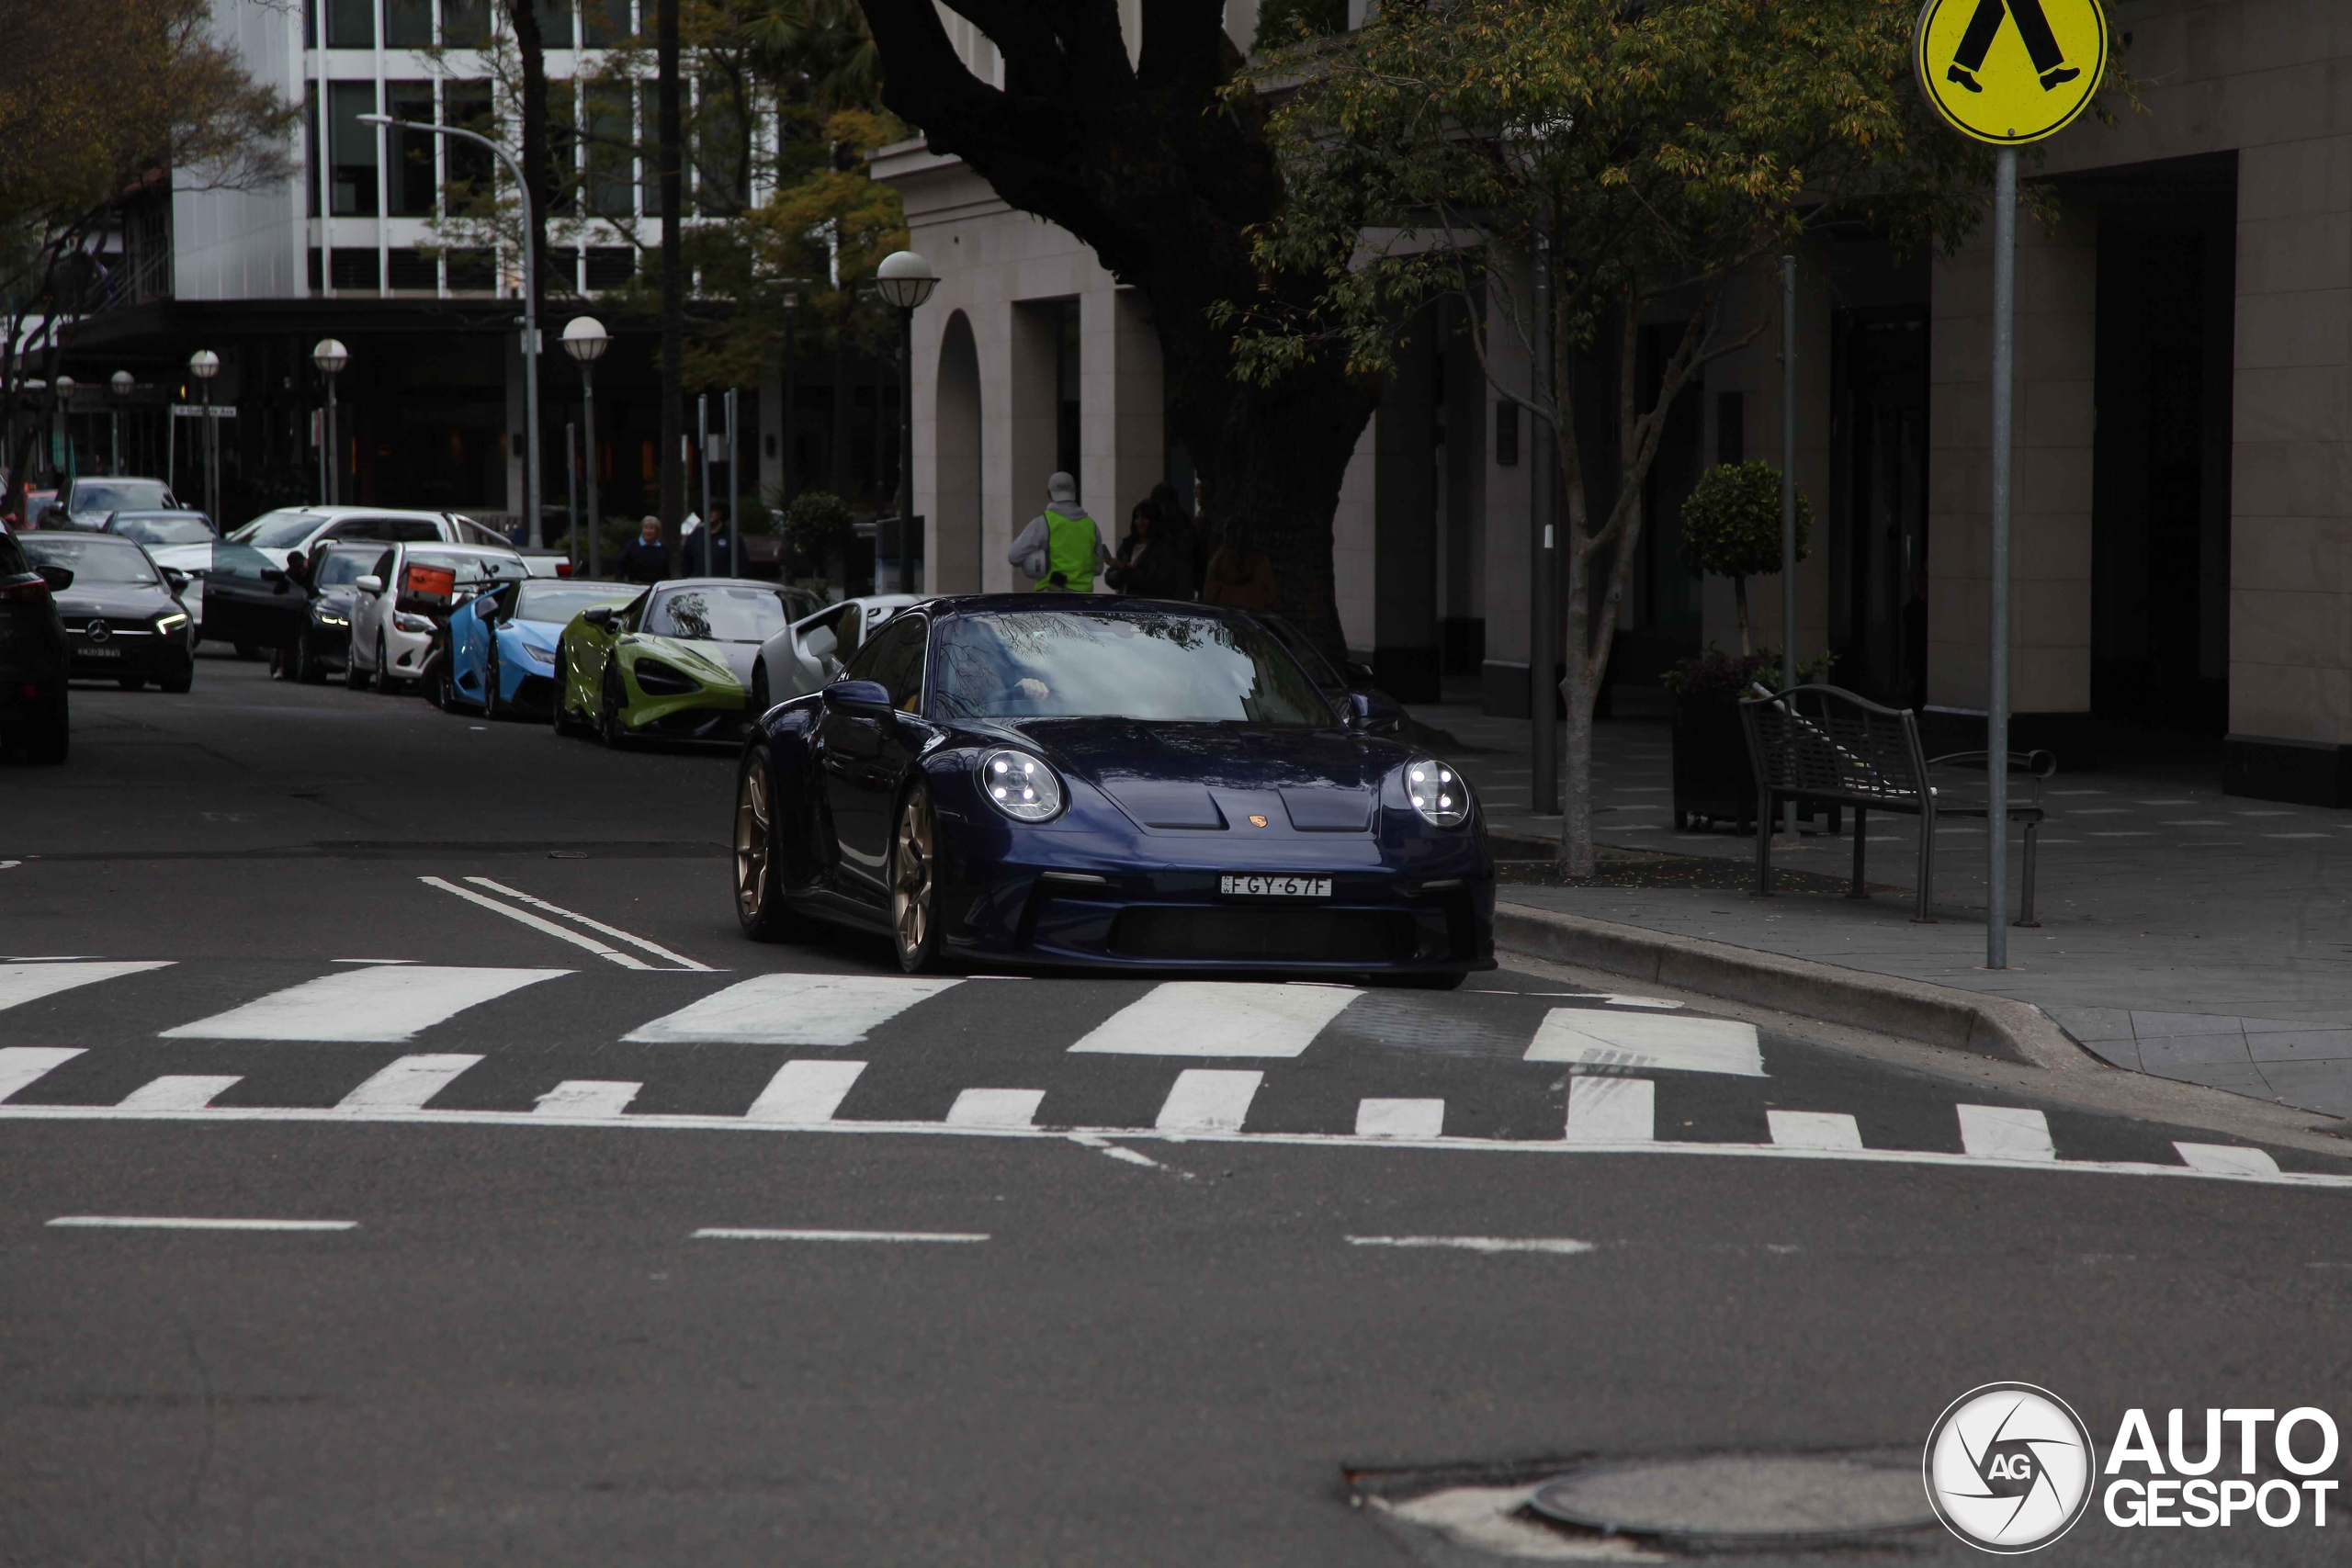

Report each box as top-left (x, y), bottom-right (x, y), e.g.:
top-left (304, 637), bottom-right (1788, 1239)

top-left (502, 618), bottom-right (567, 656)
top-left (970, 717), bottom-right (1418, 833)
top-left (633, 636), bottom-right (752, 690)
top-left (55, 584), bottom-right (177, 621)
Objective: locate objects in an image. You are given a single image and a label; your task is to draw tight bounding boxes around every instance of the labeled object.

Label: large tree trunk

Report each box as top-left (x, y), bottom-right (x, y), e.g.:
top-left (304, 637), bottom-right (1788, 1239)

top-left (657, 0), bottom-right (685, 571)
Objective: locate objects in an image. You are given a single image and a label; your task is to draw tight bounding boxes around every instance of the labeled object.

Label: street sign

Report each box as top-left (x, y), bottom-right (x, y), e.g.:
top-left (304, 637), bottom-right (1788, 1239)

top-left (171, 404), bottom-right (237, 418)
top-left (1914, 0), bottom-right (2108, 145)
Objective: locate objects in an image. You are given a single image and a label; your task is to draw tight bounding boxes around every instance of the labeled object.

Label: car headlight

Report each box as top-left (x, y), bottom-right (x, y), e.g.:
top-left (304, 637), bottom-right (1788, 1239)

top-left (520, 642), bottom-right (556, 664)
top-left (1404, 758), bottom-right (1470, 828)
top-left (153, 612), bottom-right (188, 633)
top-left (632, 658), bottom-right (698, 695)
top-left (315, 611), bottom-right (348, 626)
top-left (393, 611), bottom-right (434, 634)
top-left (978, 748), bottom-right (1063, 823)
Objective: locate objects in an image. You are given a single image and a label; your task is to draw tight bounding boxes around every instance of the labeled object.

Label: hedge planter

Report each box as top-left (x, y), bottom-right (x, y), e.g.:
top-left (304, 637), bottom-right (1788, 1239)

top-left (1671, 693), bottom-right (1757, 833)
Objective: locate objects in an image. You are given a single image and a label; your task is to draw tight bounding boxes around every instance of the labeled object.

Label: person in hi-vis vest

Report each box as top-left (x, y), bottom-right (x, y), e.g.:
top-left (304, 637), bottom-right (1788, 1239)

top-left (1006, 471), bottom-right (1109, 592)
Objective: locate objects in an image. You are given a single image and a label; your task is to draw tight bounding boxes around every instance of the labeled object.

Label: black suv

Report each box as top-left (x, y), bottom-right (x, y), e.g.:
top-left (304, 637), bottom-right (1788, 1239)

top-left (0, 529), bottom-right (71, 761)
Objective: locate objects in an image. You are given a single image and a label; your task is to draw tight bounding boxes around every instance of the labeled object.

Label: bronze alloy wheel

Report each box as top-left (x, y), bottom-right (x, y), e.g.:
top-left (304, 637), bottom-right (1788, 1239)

top-left (890, 783), bottom-right (940, 972)
top-left (736, 756), bottom-right (771, 921)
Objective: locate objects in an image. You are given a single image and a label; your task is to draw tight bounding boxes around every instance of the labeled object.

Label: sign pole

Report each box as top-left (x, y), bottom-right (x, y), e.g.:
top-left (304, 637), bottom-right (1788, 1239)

top-left (1986, 146), bottom-right (2017, 968)
top-left (1780, 254), bottom-right (1798, 844)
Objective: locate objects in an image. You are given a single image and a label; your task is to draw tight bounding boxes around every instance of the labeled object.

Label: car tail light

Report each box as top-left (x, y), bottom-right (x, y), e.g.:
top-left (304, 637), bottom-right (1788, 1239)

top-left (4, 574), bottom-right (50, 604)
top-left (555, 560), bottom-right (574, 578)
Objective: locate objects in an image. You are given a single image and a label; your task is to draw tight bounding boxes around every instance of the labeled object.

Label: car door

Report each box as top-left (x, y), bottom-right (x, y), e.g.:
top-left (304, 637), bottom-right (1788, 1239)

top-left (567, 588), bottom-right (640, 708)
top-left (348, 547), bottom-right (398, 667)
top-left (197, 543), bottom-right (288, 646)
top-left (818, 612), bottom-right (929, 904)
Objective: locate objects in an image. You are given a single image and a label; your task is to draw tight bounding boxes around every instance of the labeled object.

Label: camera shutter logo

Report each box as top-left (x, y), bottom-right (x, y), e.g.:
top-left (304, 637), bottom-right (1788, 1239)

top-left (1924, 1382), bottom-right (2095, 1552)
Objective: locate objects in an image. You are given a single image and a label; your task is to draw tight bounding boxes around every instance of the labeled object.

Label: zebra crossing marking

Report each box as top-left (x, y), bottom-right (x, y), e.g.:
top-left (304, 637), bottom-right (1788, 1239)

top-left (1527, 1011), bottom-right (1764, 1077)
top-left (533, 1080), bottom-right (641, 1118)
top-left (945, 1089), bottom-right (1046, 1128)
top-left (745, 1060), bottom-right (867, 1123)
top-left (335, 1055), bottom-right (481, 1111)
top-left (1155, 1069), bottom-right (1262, 1133)
top-left (0, 1047), bottom-right (84, 1102)
top-left (1958, 1105), bottom-right (2055, 1162)
top-left (117, 1076), bottom-right (243, 1111)
top-left (1356, 1098), bottom-right (1446, 1139)
top-left (2175, 1142), bottom-right (2280, 1178)
top-left (161, 966), bottom-right (568, 1043)
top-left (624, 974), bottom-right (960, 1045)
top-left (1565, 1077), bottom-right (1655, 1143)
top-left (1769, 1111), bottom-right (1864, 1151)
top-left (0, 960), bottom-right (174, 1013)
top-left (1071, 981), bottom-right (1359, 1058)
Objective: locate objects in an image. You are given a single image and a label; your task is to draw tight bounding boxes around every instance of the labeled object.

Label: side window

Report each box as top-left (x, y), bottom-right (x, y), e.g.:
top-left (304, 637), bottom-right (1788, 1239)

top-left (211, 543), bottom-right (271, 581)
top-left (845, 615), bottom-right (927, 711)
top-left (371, 549), bottom-right (396, 581)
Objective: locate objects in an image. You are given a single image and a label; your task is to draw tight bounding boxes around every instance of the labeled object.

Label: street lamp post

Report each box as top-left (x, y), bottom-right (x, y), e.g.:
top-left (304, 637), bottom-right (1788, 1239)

top-left (311, 338), bottom-right (348, 505)
top-left (52, 376), bottom-right (75, 490)
top-left (360, 111), bottom-right (541, 547)
top-left (560, 315), bottom-right (610, 581)
top-left (109, 371), bottom-right (132, 475)
top-left (874, 251), bottom-right (939, 592)
top-left (187, 351), bottom-right (220, 523)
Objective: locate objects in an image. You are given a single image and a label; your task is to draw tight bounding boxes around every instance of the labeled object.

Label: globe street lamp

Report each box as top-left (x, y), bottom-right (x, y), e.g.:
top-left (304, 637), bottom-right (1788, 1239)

top-left (560, 315), bottom-right (610, 580)
top-left (109, 370), bottom-right (133, 475)
top-left (311, 337), bottom-right (349, 505)
top-left (359, 110), bottom-right (543, 547)
top-left (187, 350), bottom-right (220, 523)
top-left (874, 251), bottom-right (939, 590)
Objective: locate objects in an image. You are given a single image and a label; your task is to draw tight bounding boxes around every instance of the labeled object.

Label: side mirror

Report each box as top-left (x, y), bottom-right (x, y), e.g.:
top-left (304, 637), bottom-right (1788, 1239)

top-left (162, 567), bottom-right (189, 592)
top-left (827, 678), bottom-right (893, 717)
top-left (37, 565), bottom-right (73, 592)
top-left (355, 575), bottom-right (383, 594)
top-left (1344, 660), bottom-right (1379, 692)
top-left (582, 604), bottom-right (616, 629)
top-left (1346, 690), bottom-right (1403, 735)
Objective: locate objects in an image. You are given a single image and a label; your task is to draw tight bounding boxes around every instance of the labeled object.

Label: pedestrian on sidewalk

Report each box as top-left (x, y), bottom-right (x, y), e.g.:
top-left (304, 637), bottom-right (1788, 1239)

top-left (1104, 498), bottom-right (1196, 601)
top-left (685, 504), bottom-right (731, 577)
top-left (1202, 519), bottom-right (1276, 610)
top-left (618, 516), bottom-right (670, 584)
top-left (1007, 471), bottom-right (1107, 592)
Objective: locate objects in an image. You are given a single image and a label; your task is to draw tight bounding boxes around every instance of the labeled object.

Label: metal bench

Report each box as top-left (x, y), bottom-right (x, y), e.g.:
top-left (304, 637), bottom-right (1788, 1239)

top-left (1737, 684), bottom-right (2054, 923)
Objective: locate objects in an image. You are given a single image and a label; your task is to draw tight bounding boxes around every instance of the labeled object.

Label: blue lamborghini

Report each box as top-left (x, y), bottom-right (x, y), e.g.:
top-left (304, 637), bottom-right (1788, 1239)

top-left (730, 595), bottom-right (1494, 984)
top-left (446, 577), bottom-right (634, 717)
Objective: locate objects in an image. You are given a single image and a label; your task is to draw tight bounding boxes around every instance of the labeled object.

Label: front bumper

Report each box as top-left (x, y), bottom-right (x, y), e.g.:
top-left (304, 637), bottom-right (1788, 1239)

top-left (64, 626), bottom-right (192, 680)
top-left (623, 675), bottom-right (747, 739)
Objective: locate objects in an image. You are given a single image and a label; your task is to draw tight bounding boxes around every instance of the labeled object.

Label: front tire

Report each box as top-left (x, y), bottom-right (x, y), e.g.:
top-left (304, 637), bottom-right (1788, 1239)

top-left (117, 676), bottom-right (146, 692)
top-left (293, 628), bottom-right (323, 684)
top-left (750, 660), bottom-right (771, 719)
top-left (345, 638), bottom-right (367, 690)
top-left (483, 642), bottom-right (504, 719)
top-left (370, 636), bottom-right (392, 695)
top-left (735, 750), bottom-right (797, 941)
top-left (598, 666), bottom-right (629, 748)
top-left (890, 780), bottom-right (943, 974)
top-left (159, 670), bottom-right (192, 694)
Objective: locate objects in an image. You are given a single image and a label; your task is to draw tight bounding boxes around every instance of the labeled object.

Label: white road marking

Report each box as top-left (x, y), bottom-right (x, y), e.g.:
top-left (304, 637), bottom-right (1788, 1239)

top-left (624, 974), bottom-right (959, 1045)
top-left (0, 960), bottom-right (174, 1013)
top-left (745, 1060), bottom-right (867, 1123)
top-left (332, 958), bottom-right (416, 964)
top-left (161, 965), bottom-right (567, 1043)
top-left (1071, 981), bottom-right (1359, 1057)
top-left (1, 1100), bottom-right (2345, 1188)
top-left (1957, 1104), bottom-right (2056, 1161)
top-left (417, 876), bottom-right (651, 969)
top-left (1597, 995), bottom-right (1684, 1010)
top-left (1565, 1077), bottom-right (1655, 1142)
top-left (462, 877), bottom-right (713, 971)
top-left (1356, 1098), bottom-right (1446, 1139)
top-left (1528, 1010), bottom-right (1764, 1077)
top-left (1349, 1235), bottom-right (1595, 1255)
top-left (692, 1228), bottom-right (988, 1243)
top-left (533, 1079), bottom-right (641, 1118)
top-left (1155, 1068), bottom-right (1263, 1133)
top-left (1769, 1111), bottom-right (1864, 1150)
top-left (0, 1047), bottom-right (83, 1102)
top-left (945, 1089), bottom-right (1046, 1128)
top-left (48, 1216), bottom-right (356, 1232)
top-left (335, 1055), bottom-right (482, 1111)
top-left (1067, 1133), bottom-right (1183, 1173)
top-left (2176, 1143), bottom-right (2282, 1177)
top-left (117, 1076), bottom-right (243, 1111)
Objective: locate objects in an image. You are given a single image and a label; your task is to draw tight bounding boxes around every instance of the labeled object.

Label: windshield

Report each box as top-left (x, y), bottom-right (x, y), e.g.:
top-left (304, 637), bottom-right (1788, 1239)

top-left (71, 479), bottom-right (173, 513)
top-left (645, 585), bottom-right (793, 642)
top-left (514, 581), bottom-right (631, 624)
top-left (235, 511), bottom-right (323, 548)
top-left (20, 535), bottom-right (159, 585)
top-left (931, 610), bottom-right (1333, 726)
top-left (312, 550), bottom-right (371, 587)
top-left (108, 513), bottom-right (215, 545)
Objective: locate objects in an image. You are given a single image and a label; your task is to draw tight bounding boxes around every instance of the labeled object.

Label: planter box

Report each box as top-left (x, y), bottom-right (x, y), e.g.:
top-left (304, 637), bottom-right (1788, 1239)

top-left (1671, 694), bottom-right (1757, 833)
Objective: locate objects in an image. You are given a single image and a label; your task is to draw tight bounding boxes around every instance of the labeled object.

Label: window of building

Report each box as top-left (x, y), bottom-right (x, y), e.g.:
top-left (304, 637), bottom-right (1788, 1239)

top-left (441, 0), bottom-right (492, 48)
top-left (324, 0), bottom-right (374, 48)
top-left (446, 80), bottom-right (496, 201)
top-left (387, 249), bottom-right (439, 290)
top-left (327, 81), bottom-right (380, 218)
top-left (639, 82), bottom-right (661, 214)
top-left (548, 245), bottom-right (582, 294)
top-left (584, 82), bottom-right (633, 217)
top-left (330, 248), bottom-right (381, 291)
top-left (535, 0), bottom-right (574, 49)
top-left (303, 85), bottom-right (322, 218)
top-left (448, 248), bottom-right (496, 292)
top-left (1056, 299), bottom-right (1080, 478)
top-left (548, 83), bottom-right (579, 217)
top-left (581, 0), bottom-right (630, 47)
top-left (585, 246), bottom-right (634, 289)
top-left (386, 82), bottom-right (437, 216)
top-left (694, 79), bottom-right (749, 216)
top-left (386, 0), bottom-right (434, 47)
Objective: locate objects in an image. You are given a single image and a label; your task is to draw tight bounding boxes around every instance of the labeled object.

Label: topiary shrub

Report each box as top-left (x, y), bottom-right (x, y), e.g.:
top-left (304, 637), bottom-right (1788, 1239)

top-left (781, 490), bottom-right (854, 570)
top-left (1679, 460), bottom-right (1812, 654)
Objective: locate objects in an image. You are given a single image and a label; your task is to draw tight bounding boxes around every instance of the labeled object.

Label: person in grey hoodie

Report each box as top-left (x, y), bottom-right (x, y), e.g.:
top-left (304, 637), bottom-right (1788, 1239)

top-left (1006, 471), bottom-right (1108, 592)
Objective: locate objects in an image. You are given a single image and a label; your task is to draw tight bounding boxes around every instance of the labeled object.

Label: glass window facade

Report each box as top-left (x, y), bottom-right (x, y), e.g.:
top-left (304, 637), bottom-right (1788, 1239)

top-left (387, 81), bottom-right (437, 216)
top-left (327, 80), bottom-right (380, 217)
top-left (441, 0), bottom-right (492, 48)
top-left (581, 0), bottom-right (630, 47)
top-left (386, 0), bottom-right (434, 47)
top-left (324, 0), bottom-right (374, 48)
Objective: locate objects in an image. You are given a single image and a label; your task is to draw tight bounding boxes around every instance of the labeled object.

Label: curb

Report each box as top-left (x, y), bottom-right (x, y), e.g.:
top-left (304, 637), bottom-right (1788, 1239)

top-left (1492, 902), bottom-right (2097, 1073)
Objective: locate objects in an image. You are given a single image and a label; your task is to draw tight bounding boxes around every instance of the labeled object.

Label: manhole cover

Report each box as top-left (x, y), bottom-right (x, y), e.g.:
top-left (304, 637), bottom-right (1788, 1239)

top-left (1529, 1452), bottom-right (1935, 1548)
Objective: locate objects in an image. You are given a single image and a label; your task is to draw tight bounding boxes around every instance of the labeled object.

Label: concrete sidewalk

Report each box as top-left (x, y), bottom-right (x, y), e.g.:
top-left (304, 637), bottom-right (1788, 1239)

top-left (1419, 694), bottom-right (2352, 1119)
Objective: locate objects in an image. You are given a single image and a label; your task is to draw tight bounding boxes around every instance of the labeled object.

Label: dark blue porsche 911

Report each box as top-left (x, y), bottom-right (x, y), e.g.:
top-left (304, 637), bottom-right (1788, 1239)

top-left (730, 595), bottom-right (1494, 985)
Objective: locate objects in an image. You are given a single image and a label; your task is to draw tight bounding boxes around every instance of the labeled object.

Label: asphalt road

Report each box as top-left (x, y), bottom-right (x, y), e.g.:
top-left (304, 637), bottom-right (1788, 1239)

top-left (5, 652), bottom-right (2351, 1566)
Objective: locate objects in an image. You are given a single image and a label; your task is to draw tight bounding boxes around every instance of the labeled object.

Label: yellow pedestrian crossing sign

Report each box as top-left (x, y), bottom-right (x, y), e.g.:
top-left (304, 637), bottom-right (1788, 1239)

top-left (1915, 0), bottom-right (2108, 145)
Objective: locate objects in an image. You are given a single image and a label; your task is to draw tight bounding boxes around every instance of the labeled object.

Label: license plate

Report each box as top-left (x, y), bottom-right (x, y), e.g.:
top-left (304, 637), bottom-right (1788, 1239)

top-left (76, 647), bottom-right (122, 659)
top-left (1219, 874), bottom-right (1331, 899)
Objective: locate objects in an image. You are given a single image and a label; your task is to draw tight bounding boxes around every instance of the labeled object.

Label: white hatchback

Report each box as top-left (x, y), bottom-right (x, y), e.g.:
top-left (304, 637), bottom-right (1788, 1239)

top-left (345, 541), bottom-right (531, 692)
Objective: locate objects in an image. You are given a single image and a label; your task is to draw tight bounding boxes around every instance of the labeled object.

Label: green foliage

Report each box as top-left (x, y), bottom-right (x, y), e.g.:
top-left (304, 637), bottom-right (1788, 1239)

top-left (1255, 0), bottom-right (1348, 43)
top-left (1679, 462), bottom-right (1812, 582)
top-left (779, 489), bottom-right (854, 558)
top-left (1663, 643), bottom-right (1836, 699)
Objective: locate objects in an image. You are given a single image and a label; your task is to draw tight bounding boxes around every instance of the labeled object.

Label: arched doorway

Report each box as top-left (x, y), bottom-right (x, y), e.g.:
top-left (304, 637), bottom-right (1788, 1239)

top-left (933, 310), bottom-right (982, 592)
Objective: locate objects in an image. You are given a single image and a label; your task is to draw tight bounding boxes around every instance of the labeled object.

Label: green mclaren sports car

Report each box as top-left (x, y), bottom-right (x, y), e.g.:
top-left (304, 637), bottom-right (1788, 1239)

top-left (553, 578), bottom-right (818, 745)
